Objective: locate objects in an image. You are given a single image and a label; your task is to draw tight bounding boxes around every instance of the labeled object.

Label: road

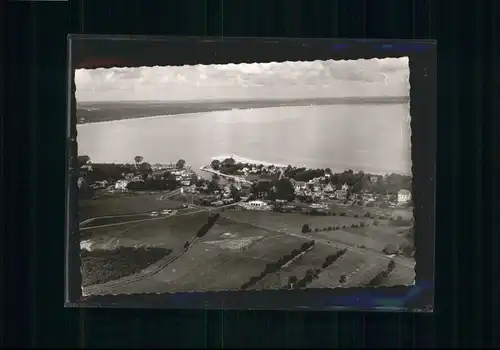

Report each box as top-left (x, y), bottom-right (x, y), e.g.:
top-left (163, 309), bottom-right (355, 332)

top-left (80, 199), bottom-right (242, 237)
top-left (200, 167), bottom-right (253, 184)
top-left (159, 188), bottom-right (182, 200)
top-left (80, 200), bottom-right (241, 231)
top-left (80, 213), bottom-right (152, 227)
top-left (80, 189), bottom-right (182, 227)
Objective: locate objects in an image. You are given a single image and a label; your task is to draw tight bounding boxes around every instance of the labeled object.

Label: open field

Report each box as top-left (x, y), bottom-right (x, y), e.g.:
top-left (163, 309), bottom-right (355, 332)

top-left (96, 230), bottom-right (309, 294)
top-left (341, 256), bottom-right (389, 288)
top-left (222, 210), bottom-right (413, 255)
top-left (162, 234), bottom-right (310, 292)
top-left (80, 211), bottom-right (211, 252)
top-left (86, 219), bottom-right (310, 294)
top-left (311, 229), bottom-right (386, 252)
top-left (308, 251), bottom-right (367, 289)
top-left (81, 208), bottom-right (415, 294)
top-left (345, 225), bottom-right (413, 248)
top-left (77, 96), bottom-right (410, 124)
top-left (81, 247), bottom-right (171, 287)
top-left (223, 211), bottom-right (388, 251)
top-left (377, 264), bottom-right (415, 286)
top-left (241, 234), bottom-right (309, 260)
top-left (79, 193), bottom-right (184, 221)
top-left (201, 216), bottom-right (277, 241)
top-left (161, 253), bottom-right (270, 292)
top-left (221, 211), bottom-right (364, 234)
top-left (248, 244), bottom-right (341, 290)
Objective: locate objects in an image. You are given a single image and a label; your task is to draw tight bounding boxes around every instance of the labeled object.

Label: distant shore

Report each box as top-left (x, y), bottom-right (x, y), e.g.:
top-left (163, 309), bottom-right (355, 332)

top-left (211, 154), bottom-right (288, 168)
top-left (76, 96), bottom-right (410, 124)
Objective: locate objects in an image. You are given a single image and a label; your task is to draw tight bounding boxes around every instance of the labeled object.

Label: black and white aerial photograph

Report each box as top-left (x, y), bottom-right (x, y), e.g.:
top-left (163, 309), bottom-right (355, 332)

top-left (75, 57), bottom-right (415, 296)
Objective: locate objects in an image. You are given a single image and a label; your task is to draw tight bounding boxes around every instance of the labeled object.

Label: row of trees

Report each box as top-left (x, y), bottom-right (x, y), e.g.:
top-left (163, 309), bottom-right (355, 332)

top-left (313, 222), bottom-right (369, 233)
top-left (293, 268), bottom-right (322, 288)
top-left (322, 249), bottom-right (347, 269)
top-left (301, 210), bottom-right (348, 216)
top-left (196, 213), bottom-right (220, 238)
top-left (368, 260), bottom-right (397, 286)
top-left (240, 241), bottom-right (315, 290)
top-left (288, 247), bottom-right (347, 288)
top-left (285, 167), bottom-right (326, 182)
top-left (126, 178), bottom-right (178, 191)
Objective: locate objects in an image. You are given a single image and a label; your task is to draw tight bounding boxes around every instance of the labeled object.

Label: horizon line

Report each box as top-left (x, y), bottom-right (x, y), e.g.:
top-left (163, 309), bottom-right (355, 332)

top-left (77, 95), bottom-right (410, 105)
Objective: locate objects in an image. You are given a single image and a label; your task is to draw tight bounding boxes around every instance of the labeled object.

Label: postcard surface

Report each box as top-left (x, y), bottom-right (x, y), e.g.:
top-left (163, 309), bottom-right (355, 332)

top-left (75, 56), bottom-right (416, 296)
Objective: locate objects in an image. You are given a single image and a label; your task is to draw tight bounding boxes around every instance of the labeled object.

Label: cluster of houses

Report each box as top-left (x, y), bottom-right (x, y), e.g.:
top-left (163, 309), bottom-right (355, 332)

top-left (291, 178), bottom-right (349, 201)
top-left (290, 175), bottom-right (412, 207)
top-left (78, 156), bottom-right (413, 210)
top-left (77, 159), bottom-right (199, 192)
top-left (113, 168), bottom-right (197, 191)
top-left (206, 182), bottom-right (251, 207)
top-left (150, 163), bottom-right (180, 172)
top-left (233, 164), bottom-right (284, 178)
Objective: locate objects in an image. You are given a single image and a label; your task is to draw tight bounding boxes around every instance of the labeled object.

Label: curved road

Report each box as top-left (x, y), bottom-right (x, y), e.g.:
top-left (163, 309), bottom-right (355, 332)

top-left (80, 199), bottom-right (242, 231)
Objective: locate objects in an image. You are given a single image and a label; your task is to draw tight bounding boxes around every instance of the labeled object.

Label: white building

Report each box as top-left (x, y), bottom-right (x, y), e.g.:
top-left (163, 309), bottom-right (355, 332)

top-left (115, 179), bottom-right (130, 190)
top-left (240, 200), bottom-right (271, 211)
top-left (397, 189), bottom-right (412, 204)
top-left (247, 200), bottom-right (267, 207)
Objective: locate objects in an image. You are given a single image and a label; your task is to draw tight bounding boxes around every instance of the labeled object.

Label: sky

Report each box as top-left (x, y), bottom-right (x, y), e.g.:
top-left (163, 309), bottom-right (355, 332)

top-left (75, 57), bottom-right (410, 102)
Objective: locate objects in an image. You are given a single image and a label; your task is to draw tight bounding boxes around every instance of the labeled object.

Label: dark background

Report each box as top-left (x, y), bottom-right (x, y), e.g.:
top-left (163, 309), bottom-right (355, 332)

top-left (3, 0), bottom-right (498, 348)
top-left (66, 36), bottom-right (436, 312)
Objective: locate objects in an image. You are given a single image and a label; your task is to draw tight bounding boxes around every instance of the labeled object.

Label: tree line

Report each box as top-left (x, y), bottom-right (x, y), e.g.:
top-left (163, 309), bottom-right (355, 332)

top-left (367, 260), bottom-right (396, 286)
top-left (287, 248), bottom-right (347, 289)
top-left (240, 240), bottom-right (315, 290)
top-left (251, 178), bottom-right (296, 201)
top-left (196, 213), bottom-right (220, 238)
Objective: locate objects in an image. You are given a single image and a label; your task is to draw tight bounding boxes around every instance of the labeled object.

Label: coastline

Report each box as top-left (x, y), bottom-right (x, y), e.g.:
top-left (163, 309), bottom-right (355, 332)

top-left (76, 96), bottom-right (410, 125)
top-left (206, 155), bottom-right (411, 177)
top-left (211, 154), bottom-right (288, 168)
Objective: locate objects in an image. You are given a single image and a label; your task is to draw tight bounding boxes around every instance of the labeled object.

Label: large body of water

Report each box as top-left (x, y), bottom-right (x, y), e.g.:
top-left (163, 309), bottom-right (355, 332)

top-left (77, 104), bottom-right (412, 175)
